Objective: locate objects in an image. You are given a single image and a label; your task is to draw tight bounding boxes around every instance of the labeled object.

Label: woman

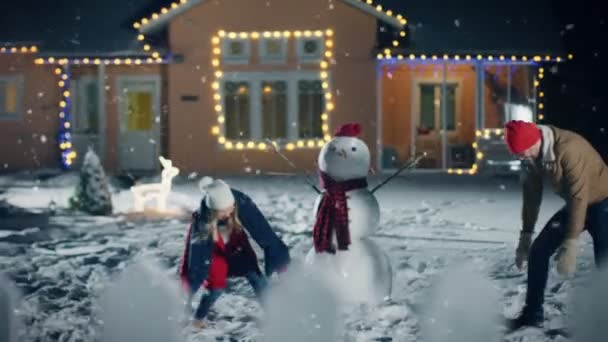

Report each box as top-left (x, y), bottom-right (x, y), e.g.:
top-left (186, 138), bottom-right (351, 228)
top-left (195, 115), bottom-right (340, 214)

top-left (178, 178), bottom-right (290, 328)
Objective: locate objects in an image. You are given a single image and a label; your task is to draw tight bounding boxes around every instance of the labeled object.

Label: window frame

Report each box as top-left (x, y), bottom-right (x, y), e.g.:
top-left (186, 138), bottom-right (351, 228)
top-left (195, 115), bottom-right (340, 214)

top-left (220, 71), bottom-right (327, 144)
top-left (412, 79), bottom-right (462, 137)
top-left (259, 37), bottom-right (288, 64)
top-left (221, 38), bottom-right (251, 65)
top-left (296, 36), bottom-right (325, 63)
top-left (71, 76), bottom-right (101, 135)
top-left (0, 74), bottom-right (25, 121)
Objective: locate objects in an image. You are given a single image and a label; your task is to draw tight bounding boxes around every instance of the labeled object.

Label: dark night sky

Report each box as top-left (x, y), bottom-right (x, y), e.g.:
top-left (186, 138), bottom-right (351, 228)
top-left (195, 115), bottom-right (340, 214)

top-left (546, 0), bottom-right (608, 159)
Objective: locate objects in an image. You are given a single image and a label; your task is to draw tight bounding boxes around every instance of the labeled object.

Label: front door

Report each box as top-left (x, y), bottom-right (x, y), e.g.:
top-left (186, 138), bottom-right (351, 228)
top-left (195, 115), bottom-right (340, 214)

top-left (411, 82), bottom-right (459, 169)
top-left (117, 76), bottom-right (160, 172)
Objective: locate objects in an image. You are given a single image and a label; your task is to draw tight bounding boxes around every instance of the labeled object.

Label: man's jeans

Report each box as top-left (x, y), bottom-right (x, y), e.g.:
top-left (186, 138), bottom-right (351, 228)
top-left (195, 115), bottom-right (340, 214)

top-left (525, 198), bottom-right (608, 311)
top-left (193, 271), bottom-right (268, 320)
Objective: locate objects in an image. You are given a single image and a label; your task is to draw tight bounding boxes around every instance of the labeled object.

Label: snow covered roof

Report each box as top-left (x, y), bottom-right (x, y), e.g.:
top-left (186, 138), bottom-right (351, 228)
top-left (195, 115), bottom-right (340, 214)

top-left (376, 0), bottom-right (565, 56)
top-left (137, 0), bottom-right (405, 35)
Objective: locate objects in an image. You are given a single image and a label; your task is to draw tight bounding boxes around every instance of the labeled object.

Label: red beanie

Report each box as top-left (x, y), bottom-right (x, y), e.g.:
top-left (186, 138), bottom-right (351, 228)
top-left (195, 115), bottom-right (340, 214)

top-left (334, 123), bottom-right (362, 137)
top-left (504, 120), bottom-right (541, 154)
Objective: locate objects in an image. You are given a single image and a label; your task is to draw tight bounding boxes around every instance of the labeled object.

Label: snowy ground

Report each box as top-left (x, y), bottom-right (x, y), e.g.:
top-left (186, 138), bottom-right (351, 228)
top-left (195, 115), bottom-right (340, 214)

top-left (0, 171), bottom-right (598, 341)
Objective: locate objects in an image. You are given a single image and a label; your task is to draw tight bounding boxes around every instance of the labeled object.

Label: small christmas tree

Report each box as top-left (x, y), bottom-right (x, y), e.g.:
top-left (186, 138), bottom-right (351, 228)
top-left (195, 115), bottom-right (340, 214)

top-left (69, 148), bottom-right (113, 215)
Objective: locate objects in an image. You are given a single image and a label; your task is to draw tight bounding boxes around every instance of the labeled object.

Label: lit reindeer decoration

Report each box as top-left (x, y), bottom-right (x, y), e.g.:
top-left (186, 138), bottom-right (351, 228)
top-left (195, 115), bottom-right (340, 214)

top-left (131, 156), bottom-right (180, 212)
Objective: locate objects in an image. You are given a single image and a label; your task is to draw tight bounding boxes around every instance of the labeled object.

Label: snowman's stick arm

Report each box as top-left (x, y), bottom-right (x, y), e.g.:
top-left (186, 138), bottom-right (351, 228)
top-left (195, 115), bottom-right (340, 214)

top-left (265, 139), bottom-right (322, 194)
top-left (370, 153), bottom-right (426, 194)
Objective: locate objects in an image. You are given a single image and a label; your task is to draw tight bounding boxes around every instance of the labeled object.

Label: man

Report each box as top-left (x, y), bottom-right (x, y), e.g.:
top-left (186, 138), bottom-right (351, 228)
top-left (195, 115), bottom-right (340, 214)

top-left (504, 120), bottom-right (608, 330)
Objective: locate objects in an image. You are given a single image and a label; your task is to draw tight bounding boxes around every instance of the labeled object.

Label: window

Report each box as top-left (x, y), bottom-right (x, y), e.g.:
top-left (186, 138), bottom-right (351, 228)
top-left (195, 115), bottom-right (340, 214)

top-left (222, 39), bottom-right (250, 64)
top-left (298, 80), bottom-right (324, 138)
top-left (262, 81), bottom-right (287, 139)
top-left (73, 78), bottom-right (100, 134)
top-left (126, 92), bottom-right (153, 131)
top-left (418, 83), bottom-right (457, 133)
top-left (0, 75), bottom-right (23, 119)
top-left (224, 81), bottom-right (251, 139)
top-left (260, 38), bottom-right (287, 64)
top-left (220, 72), bottom-right (326, 143)
top-left (296, 37), bottom-right (324, 62)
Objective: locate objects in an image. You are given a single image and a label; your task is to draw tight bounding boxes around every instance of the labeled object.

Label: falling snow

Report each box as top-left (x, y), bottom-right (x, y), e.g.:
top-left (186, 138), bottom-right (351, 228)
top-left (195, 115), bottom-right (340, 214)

top-left (40, 135), bottom-right (47, 143)
top-left (454, 19), bottom-right (460, 27)
top-left (565, 24), bottom-right (575, 30)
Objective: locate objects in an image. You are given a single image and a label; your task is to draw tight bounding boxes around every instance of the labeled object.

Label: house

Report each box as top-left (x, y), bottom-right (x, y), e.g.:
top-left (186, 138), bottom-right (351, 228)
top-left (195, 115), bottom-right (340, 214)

top-left (0, 0), bottom-right (566, 175)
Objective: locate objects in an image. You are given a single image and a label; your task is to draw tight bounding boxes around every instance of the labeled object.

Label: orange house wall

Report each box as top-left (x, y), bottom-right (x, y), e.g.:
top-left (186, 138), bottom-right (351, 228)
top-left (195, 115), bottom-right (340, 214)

top-left (0, 55), bottom-right (60, 171)
top-left (167, 0), bottom-right (378, 175)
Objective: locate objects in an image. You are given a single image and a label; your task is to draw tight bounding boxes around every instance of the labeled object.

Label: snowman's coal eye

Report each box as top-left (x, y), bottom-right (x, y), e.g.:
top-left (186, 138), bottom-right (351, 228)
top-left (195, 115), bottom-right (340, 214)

top-left (330, 146), bottom-right (336, 152)
top-left (351, 147), bottom-right (357, 152)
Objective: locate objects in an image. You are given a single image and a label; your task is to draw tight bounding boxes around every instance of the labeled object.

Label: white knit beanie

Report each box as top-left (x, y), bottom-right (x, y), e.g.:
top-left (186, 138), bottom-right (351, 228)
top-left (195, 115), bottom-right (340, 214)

top-left (199, 177), bottom-right (235, 210)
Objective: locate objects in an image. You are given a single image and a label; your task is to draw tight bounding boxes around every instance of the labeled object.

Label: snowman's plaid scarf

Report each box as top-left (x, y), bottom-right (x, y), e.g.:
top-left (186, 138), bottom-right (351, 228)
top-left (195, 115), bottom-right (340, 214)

top-left (313, 171), bottom-right (368, 253)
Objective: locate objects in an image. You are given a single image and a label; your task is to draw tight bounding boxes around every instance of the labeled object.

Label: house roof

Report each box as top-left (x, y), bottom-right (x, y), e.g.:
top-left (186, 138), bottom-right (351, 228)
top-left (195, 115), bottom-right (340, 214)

top-left (1, 0), bottom-right (564, 58)
top-left (0, 0), bottom-right (164, 56)
top-left (376, 0), bottom-right (565, 56)
top-left (138, 0), bottom-right (404, 34)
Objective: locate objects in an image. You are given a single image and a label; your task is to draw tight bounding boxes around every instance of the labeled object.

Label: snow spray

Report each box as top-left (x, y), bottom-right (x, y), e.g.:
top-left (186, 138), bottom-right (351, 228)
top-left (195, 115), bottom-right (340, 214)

top-left (99, 258), bottom-right (184, 342)
top-left (421, 263), bottom-right (501, 342)
top-left (0, 273), bottom-right (23, 342)
top-left (263, 262), bottom-right (341, 342)
top-left (571, 264), bottom-right (608, 342)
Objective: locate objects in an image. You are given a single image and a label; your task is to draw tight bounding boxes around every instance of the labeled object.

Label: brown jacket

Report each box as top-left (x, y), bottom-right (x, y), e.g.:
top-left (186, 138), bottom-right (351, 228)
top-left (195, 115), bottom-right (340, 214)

top-left (522, 125), bottom-right (608, 239)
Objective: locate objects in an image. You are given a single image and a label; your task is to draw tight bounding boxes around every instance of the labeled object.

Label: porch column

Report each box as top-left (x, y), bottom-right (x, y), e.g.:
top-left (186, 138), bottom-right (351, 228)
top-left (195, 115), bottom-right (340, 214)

top-left (475, 61), bottom-right (485, 130)
top-left (97, 64), bottom-right (106, 164)
top-left (440, 62), bottom-right (447, 169)
top-left (376, 62), bottom-right (383, 172)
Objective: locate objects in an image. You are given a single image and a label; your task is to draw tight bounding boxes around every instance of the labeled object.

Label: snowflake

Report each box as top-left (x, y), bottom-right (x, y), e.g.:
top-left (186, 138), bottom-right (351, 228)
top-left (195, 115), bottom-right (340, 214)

top-left (454, 19), bottom-right (460, 27)
top-left (27, 109), bottom-right (32, 114)
top-left (201, 76), bottom-right (206, 84)
top-left (565, 24), bottom-right (575, 30)
top-left (40, 135), bottom-right (47, 143)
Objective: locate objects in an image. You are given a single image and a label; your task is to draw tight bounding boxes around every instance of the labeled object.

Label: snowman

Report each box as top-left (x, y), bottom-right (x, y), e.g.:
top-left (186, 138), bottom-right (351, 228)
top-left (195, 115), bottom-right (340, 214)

top-left (305, 122), bottom-right (392, 305)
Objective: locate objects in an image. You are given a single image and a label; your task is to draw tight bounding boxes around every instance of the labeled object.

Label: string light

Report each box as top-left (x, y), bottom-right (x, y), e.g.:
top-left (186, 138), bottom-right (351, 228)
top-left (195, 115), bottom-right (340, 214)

top-left (447, 129), bottom-right (505, 175)
top-left (33, 57), bottom-right (168, 65)
top-left (54, 66), bottom-right (76, 168)
top-left (376, 53), bottom-right (569, 63)
top-left (1, 45), bottom-right (38, 54)
top-left (211, 29), bottom-right (335, 150)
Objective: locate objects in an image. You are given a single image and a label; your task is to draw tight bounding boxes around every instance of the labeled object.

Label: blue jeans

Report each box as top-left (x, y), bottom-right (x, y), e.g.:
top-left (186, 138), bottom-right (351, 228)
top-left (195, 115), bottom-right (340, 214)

top-left (525, 198), bottom-right (608, 311)
top-left (193, 271), bottom-right (268, 320)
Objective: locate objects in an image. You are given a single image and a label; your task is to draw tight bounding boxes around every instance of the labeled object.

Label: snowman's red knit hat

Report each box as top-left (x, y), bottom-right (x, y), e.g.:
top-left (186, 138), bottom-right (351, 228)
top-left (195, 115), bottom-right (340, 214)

top-left (334, 123), bottom-right (362, 137)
